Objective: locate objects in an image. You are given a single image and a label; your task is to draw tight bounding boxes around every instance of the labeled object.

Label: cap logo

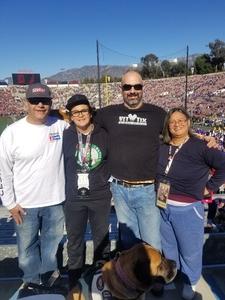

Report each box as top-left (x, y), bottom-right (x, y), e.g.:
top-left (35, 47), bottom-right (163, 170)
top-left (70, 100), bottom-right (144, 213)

top-left (32, 87), bottom-right (46, 93)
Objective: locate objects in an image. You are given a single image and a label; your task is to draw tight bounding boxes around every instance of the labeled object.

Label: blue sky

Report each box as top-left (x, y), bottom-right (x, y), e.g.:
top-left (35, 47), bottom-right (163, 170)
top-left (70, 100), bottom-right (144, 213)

top-left (1, 0), bottom-right (225, 79)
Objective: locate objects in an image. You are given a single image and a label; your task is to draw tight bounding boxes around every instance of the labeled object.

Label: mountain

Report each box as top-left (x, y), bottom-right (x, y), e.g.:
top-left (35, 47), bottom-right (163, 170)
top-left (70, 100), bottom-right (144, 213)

top-left (2, 54), bottom-right (203, 83)
top-left (45, 65), bottom-right (130, 81)
top-left (46, 54), bottom-right (201, 81)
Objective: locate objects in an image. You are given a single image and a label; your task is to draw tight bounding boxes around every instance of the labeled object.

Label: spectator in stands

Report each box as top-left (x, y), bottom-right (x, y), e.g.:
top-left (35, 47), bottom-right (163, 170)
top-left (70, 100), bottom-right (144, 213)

top-left (63, 94), bottom-right (111, 290)
top-left (0, 83), bottom-right (68, 296)
top-left (96, 70), bottom-right (166, 296)
top-left (157, 107), bottom-right (225, 299)
top-left (96, 70), bottom-right (165, 251)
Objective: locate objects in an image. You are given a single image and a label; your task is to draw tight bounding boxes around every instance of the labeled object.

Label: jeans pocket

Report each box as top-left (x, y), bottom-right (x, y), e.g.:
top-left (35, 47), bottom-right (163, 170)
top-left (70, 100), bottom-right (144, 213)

top-left (193, 206), bottom-right (204, 220)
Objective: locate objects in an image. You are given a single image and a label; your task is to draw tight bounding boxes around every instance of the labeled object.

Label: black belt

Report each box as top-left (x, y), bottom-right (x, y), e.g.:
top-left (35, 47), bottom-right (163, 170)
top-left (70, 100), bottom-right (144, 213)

top-left (112, 178), bottom-right (155, 188)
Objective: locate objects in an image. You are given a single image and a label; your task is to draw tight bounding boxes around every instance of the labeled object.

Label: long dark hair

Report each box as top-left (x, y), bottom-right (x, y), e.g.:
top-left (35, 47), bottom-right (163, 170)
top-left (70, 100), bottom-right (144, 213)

top-left (162, 107), bottom-right (193, 144)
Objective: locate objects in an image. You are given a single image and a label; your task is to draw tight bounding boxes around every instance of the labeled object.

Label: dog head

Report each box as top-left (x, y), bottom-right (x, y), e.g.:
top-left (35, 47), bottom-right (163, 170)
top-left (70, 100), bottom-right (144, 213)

top-left (102, 243), bottom-right (177, 299)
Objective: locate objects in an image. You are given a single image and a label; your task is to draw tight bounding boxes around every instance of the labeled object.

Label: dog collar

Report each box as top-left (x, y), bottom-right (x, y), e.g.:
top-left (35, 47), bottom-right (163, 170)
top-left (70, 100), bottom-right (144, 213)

top-left (114, 258), bottom-right (146, 295)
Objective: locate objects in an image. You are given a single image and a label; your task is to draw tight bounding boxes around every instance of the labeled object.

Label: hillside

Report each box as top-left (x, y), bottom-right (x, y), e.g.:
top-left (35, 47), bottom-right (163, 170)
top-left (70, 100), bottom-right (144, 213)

top-left (46, 65), bottom-right (130, 81)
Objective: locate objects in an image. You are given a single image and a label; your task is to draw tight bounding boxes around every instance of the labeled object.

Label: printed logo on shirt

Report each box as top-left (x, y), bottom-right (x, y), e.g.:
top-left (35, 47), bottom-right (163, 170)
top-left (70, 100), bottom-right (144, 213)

top-left (49, 132), bottom-right (61, 142)
top-left (75, 144), bottom-right (102, 170)
top-left (118, 113), bottom-right (147, 126)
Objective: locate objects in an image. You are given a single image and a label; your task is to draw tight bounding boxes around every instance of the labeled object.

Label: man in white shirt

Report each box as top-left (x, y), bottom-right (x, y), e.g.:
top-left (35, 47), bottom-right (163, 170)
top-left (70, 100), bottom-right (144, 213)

top-left (0, 83), bottom-right (68, 296)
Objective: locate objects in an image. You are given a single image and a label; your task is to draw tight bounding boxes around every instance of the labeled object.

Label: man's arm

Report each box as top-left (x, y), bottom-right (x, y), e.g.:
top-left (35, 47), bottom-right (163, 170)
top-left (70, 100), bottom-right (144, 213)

top-left (194, 133), bottom-right (219, 149)
top-left (0, 128), bottom-right (18, 212)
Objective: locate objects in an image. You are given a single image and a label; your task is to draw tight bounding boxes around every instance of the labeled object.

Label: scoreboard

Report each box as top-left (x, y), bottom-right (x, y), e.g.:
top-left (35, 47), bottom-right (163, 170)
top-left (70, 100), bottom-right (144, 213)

top-left (12, 73), bottom-right (41, 85)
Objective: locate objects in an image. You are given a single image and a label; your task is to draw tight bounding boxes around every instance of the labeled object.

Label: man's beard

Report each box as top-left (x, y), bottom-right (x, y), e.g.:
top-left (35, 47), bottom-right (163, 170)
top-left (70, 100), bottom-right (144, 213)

top-left (124, 96), bottom-right (142, 108)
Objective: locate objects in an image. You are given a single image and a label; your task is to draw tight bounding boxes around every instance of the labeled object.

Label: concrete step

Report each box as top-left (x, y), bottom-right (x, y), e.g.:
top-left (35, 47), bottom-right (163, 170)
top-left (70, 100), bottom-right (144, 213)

top-left (1, 268), bottom-right (225, 300)
top-left (1, 205), bottom-right (225, 268)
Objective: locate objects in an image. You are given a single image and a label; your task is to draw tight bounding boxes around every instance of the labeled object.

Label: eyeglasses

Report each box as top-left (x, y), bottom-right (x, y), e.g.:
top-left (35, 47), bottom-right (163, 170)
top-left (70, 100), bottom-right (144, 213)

top-left (28, 98), bottom-right (52, 105)
top-left (122, 84), bottom-right (143, 91)
top-left (70, 109), bottom-right (90, 117)
top-left (169, 119), bottom-right (187, 126)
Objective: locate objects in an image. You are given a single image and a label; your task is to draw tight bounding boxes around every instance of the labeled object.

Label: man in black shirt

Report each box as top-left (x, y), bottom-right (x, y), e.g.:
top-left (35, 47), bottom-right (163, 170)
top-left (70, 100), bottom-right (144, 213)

top-left (96, 70), bottom-right (166, 253)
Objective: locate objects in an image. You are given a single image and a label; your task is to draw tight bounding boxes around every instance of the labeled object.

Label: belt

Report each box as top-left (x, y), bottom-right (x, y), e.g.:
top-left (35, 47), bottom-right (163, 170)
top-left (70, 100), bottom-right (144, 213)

top-left (112, 178), bottom-right (155, 188)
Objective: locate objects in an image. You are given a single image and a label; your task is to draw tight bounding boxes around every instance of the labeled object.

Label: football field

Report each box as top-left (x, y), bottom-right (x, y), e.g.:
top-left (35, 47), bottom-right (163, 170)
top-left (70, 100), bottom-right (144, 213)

top-left (0, 117), bottom-right (14, 135)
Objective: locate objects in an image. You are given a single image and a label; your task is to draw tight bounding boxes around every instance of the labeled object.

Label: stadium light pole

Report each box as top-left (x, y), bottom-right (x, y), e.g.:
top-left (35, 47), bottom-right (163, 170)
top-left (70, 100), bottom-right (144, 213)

top-left (184, 45), bottom-right (189, 111)
top-left (96, 40), bottom-right (102, 108)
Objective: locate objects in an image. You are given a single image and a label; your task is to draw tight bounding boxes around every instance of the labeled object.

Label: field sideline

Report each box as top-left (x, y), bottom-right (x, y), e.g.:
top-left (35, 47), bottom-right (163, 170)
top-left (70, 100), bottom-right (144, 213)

top-left (0, 117), bottom-right (15, 135)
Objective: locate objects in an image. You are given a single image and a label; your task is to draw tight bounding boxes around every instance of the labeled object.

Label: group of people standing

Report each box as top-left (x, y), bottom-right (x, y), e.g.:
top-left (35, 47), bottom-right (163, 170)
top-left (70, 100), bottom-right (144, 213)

top-left (0, 70), bottom-right (225, 300)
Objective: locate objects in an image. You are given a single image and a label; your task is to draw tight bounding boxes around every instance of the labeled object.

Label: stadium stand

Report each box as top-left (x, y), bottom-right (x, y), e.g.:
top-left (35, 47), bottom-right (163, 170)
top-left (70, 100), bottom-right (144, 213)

top-left (0, 72), bottom-right (225, 116)
top-left (1, 72), bottom-right (224, 147)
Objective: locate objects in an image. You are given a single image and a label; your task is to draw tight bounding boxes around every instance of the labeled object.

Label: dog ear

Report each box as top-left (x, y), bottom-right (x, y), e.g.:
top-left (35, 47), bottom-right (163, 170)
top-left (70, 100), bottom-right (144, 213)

top-left (133, 259), bottom-right (153, 286)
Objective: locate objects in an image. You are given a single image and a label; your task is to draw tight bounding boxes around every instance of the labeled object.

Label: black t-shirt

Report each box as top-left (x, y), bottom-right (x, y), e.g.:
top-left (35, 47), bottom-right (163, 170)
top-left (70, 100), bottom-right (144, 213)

top-left (96, 103), bottom-right (166, 181)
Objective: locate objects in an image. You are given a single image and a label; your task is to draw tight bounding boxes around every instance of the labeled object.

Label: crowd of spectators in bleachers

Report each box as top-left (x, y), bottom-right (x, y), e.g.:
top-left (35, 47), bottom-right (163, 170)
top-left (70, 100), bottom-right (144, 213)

top-left (1, 72), bottom-right (225, 117)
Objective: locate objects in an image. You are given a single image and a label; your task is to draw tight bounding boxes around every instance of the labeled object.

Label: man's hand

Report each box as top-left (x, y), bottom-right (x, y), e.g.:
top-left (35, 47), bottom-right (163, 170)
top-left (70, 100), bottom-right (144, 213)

top-left (195, 133), bottom-right (219, 149)
top-left (9, 204), bottom-right (26, 225)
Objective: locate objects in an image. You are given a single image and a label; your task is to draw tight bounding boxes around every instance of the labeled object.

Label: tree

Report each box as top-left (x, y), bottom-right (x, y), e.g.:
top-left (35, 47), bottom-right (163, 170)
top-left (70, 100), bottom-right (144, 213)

top-left (141, 53), bottom-right (159, 66)
top-left (161, 60), bottom-right (171, 77)
top-left (140, 53), bottom-right (162, 79)
top-left (194, 54), bottom-right (214, 74)
top-left (170, 61), bottom-right (186, 77)
top-left (208, 39), bottom-right (225, 71)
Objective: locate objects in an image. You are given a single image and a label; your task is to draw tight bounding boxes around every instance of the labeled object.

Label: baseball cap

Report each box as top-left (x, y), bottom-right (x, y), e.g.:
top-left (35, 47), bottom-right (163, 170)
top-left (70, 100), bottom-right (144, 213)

top-left (26, 83), bottom-right (52, 100)
top-left (66, 94), bottom-right (90, 111)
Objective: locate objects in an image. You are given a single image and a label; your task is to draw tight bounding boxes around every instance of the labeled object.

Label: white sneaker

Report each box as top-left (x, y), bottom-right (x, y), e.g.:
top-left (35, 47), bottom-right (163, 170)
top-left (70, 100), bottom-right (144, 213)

top-left (182, 283), bottom-right (196, 300)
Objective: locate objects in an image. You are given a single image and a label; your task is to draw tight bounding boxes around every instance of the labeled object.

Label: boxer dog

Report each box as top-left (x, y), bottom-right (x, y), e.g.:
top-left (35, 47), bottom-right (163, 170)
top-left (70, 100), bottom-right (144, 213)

top-left (67, 243), bottom-right (177, 300)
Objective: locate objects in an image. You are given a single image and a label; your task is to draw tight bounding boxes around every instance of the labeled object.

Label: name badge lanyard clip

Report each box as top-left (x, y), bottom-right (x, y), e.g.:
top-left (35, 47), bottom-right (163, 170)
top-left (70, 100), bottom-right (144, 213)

top-left (156, 141), bottom-right (186, 208)
top-left (77, 131), bottom-right (92, 195)
top-left (77, 131), bottom-right (92, 171)
top-left (165, 142), bottom-right (186, 175)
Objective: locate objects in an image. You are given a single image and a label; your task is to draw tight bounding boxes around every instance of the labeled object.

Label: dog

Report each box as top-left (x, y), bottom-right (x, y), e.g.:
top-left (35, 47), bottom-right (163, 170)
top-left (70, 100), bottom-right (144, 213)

top-left (67, 243), bottom-right (177, 300)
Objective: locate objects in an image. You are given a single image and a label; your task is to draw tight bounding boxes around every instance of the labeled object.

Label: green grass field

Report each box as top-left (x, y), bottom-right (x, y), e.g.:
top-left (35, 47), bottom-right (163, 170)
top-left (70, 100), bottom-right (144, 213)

top-left (0, 117), bottom-right (14, 135)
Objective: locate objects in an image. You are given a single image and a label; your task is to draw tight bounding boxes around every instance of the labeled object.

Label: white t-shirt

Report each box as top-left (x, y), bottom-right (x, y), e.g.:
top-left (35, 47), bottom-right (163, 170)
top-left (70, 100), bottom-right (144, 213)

top-left (0, 116), bottom-right (68, 210)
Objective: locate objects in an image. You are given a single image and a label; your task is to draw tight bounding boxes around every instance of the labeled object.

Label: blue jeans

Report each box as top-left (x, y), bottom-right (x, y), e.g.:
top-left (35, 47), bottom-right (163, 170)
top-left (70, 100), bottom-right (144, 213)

top-left (160, 201), bottom-right (204, 285)
top-left (15, 204), bottom-right (64, 284)
top-left (111, 182), bottom-right (161, 251)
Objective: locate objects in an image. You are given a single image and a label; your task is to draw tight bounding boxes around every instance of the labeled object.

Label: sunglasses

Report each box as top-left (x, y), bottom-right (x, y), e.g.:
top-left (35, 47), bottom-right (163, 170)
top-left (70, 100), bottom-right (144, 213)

top-left (28, 98), bottom-right (52, 105)
top-left (122, 84), bottom-right (143, 91)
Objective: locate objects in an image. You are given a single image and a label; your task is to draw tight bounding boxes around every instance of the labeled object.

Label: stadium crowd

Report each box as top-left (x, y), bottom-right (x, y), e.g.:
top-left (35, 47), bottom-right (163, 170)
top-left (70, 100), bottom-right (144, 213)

top-left (0, 72), bottom-right (225, 116)
top-left (1, 72), bottom-right (225, 148)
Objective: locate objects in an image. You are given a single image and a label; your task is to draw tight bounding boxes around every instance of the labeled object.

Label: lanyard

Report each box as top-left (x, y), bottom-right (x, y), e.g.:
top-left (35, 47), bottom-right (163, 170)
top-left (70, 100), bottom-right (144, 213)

top-left (77, 131), bottom-right (92, 170)
top-left (164, 137), bottom-right (189, 175)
